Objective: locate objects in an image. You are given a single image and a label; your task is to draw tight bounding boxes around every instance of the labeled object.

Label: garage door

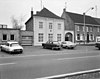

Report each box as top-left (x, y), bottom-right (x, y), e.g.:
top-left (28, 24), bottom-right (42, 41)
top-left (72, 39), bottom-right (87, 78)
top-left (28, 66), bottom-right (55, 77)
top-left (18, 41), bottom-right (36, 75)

top-left (21, 36), bottom-right (33, 46)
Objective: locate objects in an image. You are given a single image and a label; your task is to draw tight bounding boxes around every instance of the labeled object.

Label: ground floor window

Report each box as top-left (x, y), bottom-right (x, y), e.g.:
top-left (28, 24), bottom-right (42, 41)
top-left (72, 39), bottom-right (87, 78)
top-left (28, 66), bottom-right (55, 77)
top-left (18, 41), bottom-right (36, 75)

top-left (48, 34), bottom-right (53, 41)
top-left (10, 34), bottom-right (14, 40)
top-left (38, 33), bottom-right (43, 42)
top-left (90, 34), bottom-right (93, 41)
top-left (57, 34), bottom-right (61, 41)
top-left (3, 34), bottom-right (7, 41)
top-left (77, 34), bottom-right (80, 40)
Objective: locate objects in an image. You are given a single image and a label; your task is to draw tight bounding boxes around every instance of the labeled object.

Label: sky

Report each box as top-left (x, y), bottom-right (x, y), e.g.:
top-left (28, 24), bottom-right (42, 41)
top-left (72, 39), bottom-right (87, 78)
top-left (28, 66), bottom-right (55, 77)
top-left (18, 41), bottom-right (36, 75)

top-left (0, 0), bottom-right (100, 29)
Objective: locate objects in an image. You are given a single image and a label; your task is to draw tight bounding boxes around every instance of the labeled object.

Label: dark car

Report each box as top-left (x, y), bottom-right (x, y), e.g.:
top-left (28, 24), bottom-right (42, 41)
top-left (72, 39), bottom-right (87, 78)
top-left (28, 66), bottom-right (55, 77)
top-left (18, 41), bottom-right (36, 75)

top-left (95, 42), bottom-right (100, 49)
top-left (42, 41), bottom-right (61, 50)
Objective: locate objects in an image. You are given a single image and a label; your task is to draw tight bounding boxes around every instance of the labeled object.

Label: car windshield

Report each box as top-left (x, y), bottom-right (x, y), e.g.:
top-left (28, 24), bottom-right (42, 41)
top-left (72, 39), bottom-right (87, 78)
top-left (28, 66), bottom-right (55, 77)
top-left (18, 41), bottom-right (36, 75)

top-left (67, 41), bottom-right (73, 44)
top-left (10, 43), bottom-right (19, 47)
top-left (53, 41), bottom-right (59, 44)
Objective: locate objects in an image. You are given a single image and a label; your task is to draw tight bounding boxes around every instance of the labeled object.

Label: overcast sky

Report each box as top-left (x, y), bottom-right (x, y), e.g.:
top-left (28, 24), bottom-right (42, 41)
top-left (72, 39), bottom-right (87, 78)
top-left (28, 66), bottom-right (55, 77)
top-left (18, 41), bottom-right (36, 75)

top-left (0, 0), bottom-right (100, 29)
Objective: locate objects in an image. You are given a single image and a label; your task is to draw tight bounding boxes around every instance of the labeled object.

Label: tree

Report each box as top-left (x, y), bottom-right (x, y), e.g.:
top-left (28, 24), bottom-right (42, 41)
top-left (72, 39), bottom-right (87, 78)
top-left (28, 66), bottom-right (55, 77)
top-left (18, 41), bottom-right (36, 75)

top-left (11, 15), bottom-right (25, 30)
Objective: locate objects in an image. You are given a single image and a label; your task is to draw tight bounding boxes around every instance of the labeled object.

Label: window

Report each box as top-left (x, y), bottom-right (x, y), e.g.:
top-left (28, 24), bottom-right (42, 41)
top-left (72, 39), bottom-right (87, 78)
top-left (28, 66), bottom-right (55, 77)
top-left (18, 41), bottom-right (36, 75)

top-left (48, 34), bottom-right (53, 41)
top-left (39, 22), bottom-right (43, 29)
top-left (76, 25), bottom-right (79, 31)
top-left (86, 27), bottom-right (89, 32)
top-left (10, 34), bottom-right (14, 40)
top-left (57, 34), bottom-right (61, 41)
top-left (0, 25), bottom-right (2, 28)
top-left (91, 34), bottom-right (93, 40)
top-left (77, 34), bottom-right (80, 40)
top-left (49, 23), bottom-right (52, 29)
top-left (97, 27), bottom-right (100, 32)
top-left (83, 26), bottom-right (85, 32)
top-left (90, 27), bottom-right (93, 32)
top-left (3, 34), bottom-right (7, 41)
top-left (58, 23), bottom-right (61, 29)
top-left (38, 33), bottom-right (43, 42)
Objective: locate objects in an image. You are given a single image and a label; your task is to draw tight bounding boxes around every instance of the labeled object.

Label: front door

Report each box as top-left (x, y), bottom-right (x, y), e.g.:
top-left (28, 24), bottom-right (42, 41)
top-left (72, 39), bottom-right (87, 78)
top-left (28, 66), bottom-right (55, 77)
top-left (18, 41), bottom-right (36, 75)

top-left (65, 33), bottom-right (73, 42)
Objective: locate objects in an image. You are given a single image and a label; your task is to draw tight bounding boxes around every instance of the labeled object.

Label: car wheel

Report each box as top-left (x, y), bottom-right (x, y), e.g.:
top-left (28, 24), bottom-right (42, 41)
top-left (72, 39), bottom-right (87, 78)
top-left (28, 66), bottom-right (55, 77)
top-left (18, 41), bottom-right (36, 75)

top-left (43, 46), bottom-right (45, 49)
top-left (1, 47), bottom-right (3, 52)
top-left (52, 47), bottom-right (54, 50)
top-left (20, 51), bottom-right (23, 54)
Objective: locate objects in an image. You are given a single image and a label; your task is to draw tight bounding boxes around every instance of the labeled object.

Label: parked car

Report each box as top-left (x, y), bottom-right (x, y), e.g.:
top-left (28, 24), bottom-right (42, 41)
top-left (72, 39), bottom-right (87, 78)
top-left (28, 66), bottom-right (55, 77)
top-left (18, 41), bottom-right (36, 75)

top-left (95, 42), bottom-right (100, 49)
top-left (42, 41), bottom-right (61, 50)
top-left (0, 41), bottom-right (23, 54)
top-left (61, 41), bottom-right (76, 49)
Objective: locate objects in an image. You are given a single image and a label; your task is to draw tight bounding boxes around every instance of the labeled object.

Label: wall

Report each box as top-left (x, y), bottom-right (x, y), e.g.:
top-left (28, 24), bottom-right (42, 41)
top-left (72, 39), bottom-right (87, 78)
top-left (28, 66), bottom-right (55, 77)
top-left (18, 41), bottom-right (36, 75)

top-left (0, 29), bottom-right (20, 44)
top-left (33, 16), bottom-right (64, 46)
top-left (25, 17), bottom-right (33, 31)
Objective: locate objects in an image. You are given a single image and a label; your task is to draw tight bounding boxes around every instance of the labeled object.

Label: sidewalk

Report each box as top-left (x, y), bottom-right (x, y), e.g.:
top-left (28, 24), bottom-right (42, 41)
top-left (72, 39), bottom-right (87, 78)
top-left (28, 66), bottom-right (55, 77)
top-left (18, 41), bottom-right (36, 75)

top-left (77, 42), bottom-right (95, 46)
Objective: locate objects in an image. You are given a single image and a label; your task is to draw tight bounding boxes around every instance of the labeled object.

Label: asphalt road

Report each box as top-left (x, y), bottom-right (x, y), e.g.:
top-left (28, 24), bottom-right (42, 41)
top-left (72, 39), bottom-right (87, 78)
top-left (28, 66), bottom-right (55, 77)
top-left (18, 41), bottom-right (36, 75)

top-left (0, 46), bottom-right (100, 79)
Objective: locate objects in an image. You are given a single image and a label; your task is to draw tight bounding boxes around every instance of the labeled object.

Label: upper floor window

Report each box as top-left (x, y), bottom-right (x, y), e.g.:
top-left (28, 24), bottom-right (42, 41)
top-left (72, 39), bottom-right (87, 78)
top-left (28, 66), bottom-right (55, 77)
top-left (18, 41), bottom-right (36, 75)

top-left (86, 27), bottom-right (89, 32)
top-left (90, 27), bottom-right (93, 32)
top-left (39, 22), bottom-right (43, 29)
top-left (83, 26), bottom-right (85, 32)
top-left (76, 25), bottom-right (79, 31)
top-left (49, 23), bottom-right (53, 29)
top-left (97, 27), bottom-right (100, 32)
top-left (38, 33), bottom-right (43, 42)
top-left (58, 23), bottom-right (61, 29)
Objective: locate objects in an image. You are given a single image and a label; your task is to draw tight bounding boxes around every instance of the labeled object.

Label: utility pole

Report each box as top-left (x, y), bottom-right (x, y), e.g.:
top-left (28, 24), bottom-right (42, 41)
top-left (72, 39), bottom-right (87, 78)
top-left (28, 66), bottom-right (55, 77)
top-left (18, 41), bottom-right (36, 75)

top-left (65, 2), bottom-right (67, 10)
top-left (95, 5), bottom-right (97, 17)
top-left (41, 0), bottom-right (43, 10)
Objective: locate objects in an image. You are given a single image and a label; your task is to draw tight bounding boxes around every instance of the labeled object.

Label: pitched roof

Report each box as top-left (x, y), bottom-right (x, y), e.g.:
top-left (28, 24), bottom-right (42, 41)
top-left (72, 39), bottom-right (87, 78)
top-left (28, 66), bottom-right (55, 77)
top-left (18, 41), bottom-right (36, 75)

top-left (94, 18), bottom-right (100, 25)
top-left (66, 12), bottom-right (99, 25)
top-left (34, 7), bottom-right (63, 19)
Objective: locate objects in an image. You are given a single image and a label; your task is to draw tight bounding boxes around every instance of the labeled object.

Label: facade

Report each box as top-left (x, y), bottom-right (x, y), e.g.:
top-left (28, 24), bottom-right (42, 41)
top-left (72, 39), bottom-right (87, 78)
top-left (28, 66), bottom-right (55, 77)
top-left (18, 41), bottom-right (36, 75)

top-left (61, 8), bottom-right (100, 43)
top-left (20, 31), bottom-right (33, 46)
top-left (25, 8), bottom-right (64, 46)
top-left (0, 26), bottom-right (20, 44)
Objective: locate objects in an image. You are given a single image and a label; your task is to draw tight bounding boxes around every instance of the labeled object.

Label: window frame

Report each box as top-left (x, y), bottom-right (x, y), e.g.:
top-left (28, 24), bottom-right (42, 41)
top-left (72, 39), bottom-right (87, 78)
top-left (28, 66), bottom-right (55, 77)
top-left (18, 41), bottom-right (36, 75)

top-left (38, 33), bottom-right (43, 42)
top-left (58, 23), bottom-right (61, 30)
top-left (49, 23), bottom-right (53, 29)
top-left (48, 34), bottom-right (53, 41)
top-left (57, 34), bottom-right (61, 41)
top-left (3, 34), bottom-right (7, 41)
top-left (39, 22), bottom-right (43, 29)
top-left (10, 34), bottom-right (15, 41)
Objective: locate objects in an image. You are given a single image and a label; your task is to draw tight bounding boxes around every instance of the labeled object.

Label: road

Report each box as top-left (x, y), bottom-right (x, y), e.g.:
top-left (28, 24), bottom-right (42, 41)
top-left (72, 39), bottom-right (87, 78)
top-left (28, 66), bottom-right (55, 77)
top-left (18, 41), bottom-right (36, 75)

top-left (0, 46), bottom-right (100, 79)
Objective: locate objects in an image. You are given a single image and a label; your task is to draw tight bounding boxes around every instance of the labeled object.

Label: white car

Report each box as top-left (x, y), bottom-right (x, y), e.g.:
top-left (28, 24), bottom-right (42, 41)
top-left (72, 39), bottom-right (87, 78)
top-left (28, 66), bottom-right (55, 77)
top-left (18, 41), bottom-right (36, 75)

top-left (61, 41), bottom-right (76, 49)
top-left (0, 41), bottom-right (23, 54)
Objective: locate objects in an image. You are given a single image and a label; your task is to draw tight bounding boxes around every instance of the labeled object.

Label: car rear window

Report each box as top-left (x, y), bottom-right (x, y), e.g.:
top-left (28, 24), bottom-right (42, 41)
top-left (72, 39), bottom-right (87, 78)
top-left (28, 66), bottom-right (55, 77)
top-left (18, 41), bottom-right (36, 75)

top-left (10, 43), bottom-right (19, 47)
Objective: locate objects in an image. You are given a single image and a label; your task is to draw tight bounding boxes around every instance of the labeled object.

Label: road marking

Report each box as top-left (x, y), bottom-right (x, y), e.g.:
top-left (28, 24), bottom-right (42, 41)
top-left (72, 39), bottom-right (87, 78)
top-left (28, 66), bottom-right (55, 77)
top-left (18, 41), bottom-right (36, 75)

top-left (0, 51), bottom-right (98, 59)
top-left (0, 63), bottom-right (16, 66)
top-left (55, 55), bottom-right (100, 60)
top-left (36, 68), bottom-right (100, 79)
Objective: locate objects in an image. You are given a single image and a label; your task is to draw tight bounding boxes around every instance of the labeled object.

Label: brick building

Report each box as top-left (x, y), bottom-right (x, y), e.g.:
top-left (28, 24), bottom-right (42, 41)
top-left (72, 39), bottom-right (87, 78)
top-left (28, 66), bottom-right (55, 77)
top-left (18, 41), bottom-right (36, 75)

top-left (0, 25), bottom-right (20, 44)
top-left (61, 8), bottom-right (100, 44)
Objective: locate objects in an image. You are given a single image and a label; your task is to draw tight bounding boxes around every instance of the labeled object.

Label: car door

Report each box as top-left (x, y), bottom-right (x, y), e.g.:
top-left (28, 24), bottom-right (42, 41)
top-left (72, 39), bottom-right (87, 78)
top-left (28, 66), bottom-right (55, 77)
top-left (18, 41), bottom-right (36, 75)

top-left (4, 43), bottom-right (10, 52)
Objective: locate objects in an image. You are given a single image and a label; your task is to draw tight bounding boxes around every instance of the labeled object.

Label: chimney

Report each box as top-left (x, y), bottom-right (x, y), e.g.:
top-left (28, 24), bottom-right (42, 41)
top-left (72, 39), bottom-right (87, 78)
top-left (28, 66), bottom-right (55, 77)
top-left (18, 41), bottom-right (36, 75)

top-left (63, 8), bottom-right (66, 12)
top-left (31, 8), bottom-right (33, 17)
top-left (36, 11), bottom-right (39, 14)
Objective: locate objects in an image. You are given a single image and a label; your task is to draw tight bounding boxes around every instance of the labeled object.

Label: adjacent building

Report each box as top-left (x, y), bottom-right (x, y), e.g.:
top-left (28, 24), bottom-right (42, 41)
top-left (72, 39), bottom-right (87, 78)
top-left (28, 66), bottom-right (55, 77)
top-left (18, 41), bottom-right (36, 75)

top-left (25, 7), bottom-right (64, 46)
top-left (1, 7), bottom-right (100, 46)
top-left (61, 8), bottom-right (100, 44)
top-left (0, 24), bottom-right (20, 44)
